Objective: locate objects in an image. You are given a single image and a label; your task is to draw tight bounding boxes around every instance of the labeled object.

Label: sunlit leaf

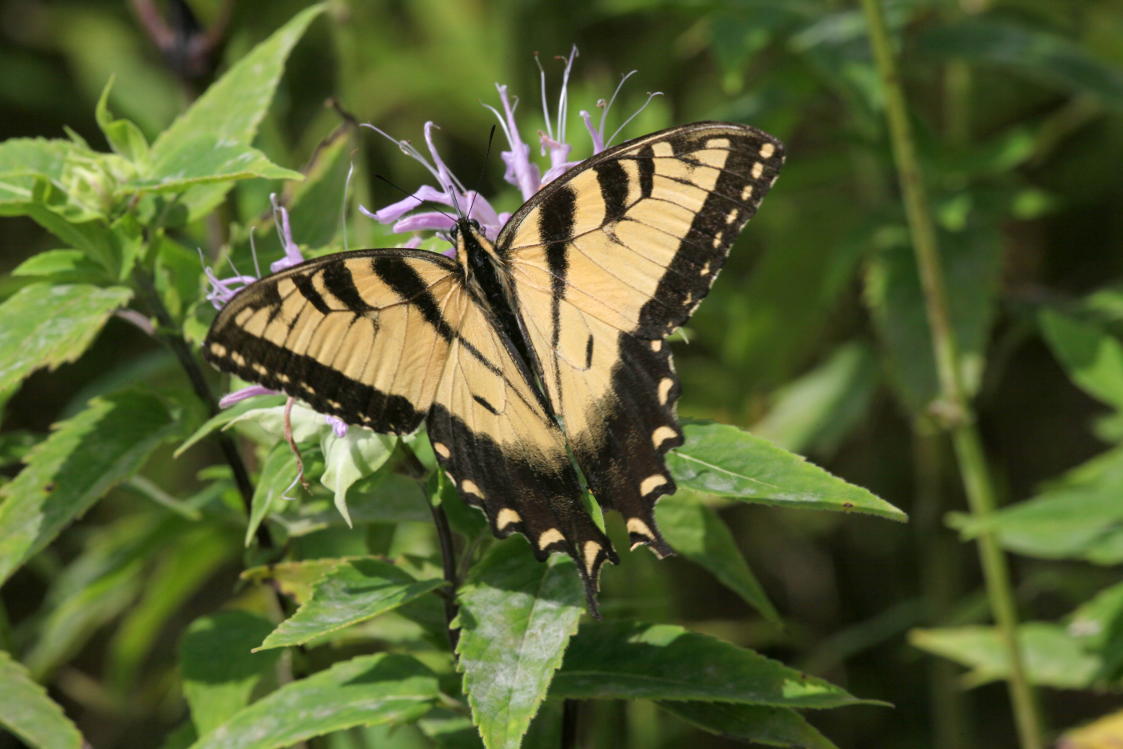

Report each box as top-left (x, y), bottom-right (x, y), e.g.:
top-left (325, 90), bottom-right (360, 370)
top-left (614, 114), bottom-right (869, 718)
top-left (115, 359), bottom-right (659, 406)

top-left (0, 390), bottom-right (177, 585)
top-left (0, 283), bottom-right (131, 395)
top-left (667, 421), bottom-right (906, 521)
top-left (658, 701), bottom-right (838, 749)
top-left (456, 540), bottom-right (584, 749)
top-left (1039, 309), bottom-right (1123, 410)
top-left (190, 653), bottom-right (438, 749)
top-left (552, 621), bottom-right (878, 708)
top-left (256, 558), bottom-right (445, 650)
top-left (0, 651), bottom-right (84, 749)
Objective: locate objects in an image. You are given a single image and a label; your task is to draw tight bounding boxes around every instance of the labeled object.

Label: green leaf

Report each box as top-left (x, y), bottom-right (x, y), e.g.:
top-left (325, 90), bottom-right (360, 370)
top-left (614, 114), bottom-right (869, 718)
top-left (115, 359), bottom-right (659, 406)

top-left (864, 222), bottom-right (1000, 415)
top-left (658, 701), bottom-right (838, 749)
top-left (666, 421), bottom-right (906, 522)
top-left (181, 611), bottom-right (282, 736)
top-left (0, 389), bottom-right (177, 585)
top-left (241, 558), bottom-right (348, 604)
top-left (151, 5), bottom-right (326, 220)
top-left (655, 491), bottom-right (780, 624)
top-left (950, 445), bottom-right (1123, 563)
top-left (10, 249), bottom-right (110, 284)
top-left (245, 441), bottom-right (300, 545)
top-left (0, 283), bottom-right (132, 395)
top-left (753, 341), bottom-right (879, 455)
top-left (456, 540), bottom-right (584, 749)
top-left (288, 128), bottom-right (356, 249)
top-left (1039, 309), bottom-right (1123, 410)
top-left (320, 430), bottom-right (396, 526)
top-left (256, 558), bottom-right (445, 650)
top-left (95, 77), bottom-right (149, 164)
top-left (124, 137), bottom-right (302, 195)
top-left (910, 624), bottom-right (1102, 690)
top-left (0, 650), bottom-right (84, 749)
top-left (174, 394), bottom-right (287, 458)
top-left (189, 653), bottom-right (439, 749)
top-left (918, 19), bottom-right (1123, 114)
top-left (552, 621), bottom-right (876, 708)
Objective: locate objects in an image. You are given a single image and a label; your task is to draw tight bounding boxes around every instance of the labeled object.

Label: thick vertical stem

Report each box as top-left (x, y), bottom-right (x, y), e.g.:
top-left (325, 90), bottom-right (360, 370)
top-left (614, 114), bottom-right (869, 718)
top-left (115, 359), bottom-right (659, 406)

top-left (858, 1), bottom-right (1044, 746)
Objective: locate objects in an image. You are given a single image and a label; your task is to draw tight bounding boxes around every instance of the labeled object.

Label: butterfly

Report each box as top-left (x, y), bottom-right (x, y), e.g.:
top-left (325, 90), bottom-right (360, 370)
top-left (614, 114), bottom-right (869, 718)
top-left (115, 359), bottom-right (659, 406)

top-left (204, 121), bottom-right (784, 614)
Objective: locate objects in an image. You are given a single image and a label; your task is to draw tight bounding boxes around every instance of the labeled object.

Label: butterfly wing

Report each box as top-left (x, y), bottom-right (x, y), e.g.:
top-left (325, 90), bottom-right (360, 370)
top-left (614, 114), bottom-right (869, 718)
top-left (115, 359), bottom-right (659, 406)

top-left (204, 247), bottom-right (617, 607)
top-left (427, 289), bottom-right (618, 609)
top-left (496, 121), bottom-right (785, 553)
top-left (204, 249), bottom-right (463, 434)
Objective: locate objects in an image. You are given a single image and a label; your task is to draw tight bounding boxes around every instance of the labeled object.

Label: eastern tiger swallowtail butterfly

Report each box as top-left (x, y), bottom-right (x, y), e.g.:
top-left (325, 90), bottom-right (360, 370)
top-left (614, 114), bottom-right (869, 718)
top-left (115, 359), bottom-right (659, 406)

top-left (204, 121), bottom-right (784, 613)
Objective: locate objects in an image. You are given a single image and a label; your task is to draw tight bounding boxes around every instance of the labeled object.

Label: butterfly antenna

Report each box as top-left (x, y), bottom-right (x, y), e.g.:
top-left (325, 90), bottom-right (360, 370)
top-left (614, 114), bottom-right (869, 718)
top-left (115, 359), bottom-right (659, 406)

top-left (247, 225), bottom-right (262, 278)
top-left (467, 124), bottom-right (497, 221)
top-left (373, 173), bottom-right (458, 225)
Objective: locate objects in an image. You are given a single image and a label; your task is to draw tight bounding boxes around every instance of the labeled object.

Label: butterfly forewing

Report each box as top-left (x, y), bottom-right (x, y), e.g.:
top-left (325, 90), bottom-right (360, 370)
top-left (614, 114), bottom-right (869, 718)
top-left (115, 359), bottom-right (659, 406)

top-left (497, 122), bottom-right (784, 552)
top-left (204, 250), bottom-right (461, 434)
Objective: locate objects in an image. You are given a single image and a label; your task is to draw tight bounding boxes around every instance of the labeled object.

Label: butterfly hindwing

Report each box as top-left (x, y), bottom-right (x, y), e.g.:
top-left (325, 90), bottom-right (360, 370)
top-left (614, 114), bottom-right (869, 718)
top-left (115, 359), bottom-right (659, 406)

top-left (497, 122), bottom-right (784, 552)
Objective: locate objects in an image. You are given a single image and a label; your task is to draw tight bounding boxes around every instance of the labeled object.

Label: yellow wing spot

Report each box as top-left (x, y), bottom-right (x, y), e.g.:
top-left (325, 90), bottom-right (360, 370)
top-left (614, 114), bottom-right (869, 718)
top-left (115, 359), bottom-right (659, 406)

top-left (640, 474), bottom-right (668, 496)
top-left (626, 517), bottom-right (655, 549)
top-left (751, 162), bottom-right (764, 179)
top-left (706, 137), bottom-right (731, 149)
top-left (658, 377), bottom-right (675, 405)
top-left (650, 340), bottom-right (663, 352)
top-left (741, 185), bottom-right (755, 201)
top-left (433, 442), bottom-right (451, 459)
top-left (461, 479), bottom-right (484, 498)
top-left (652, 142), bottom-right (674, 158)
top-left (252, 362), bottom-right (267, 375)
top-left (759, 142), bottom-right (776, 158)
top-left (496, 508), bottom-right (522, 530)
top-left (231, 351), bottom-right (246, 365)
top-left (209, 343), bottom-right (228, 357)
top-left (582, 540), bottom-right (602, 574)
top-left (725, 208), bottom-right (739, 225)
top-left (700, 261), bottom-right (711, 276)
top-left (711, 232), bottom-right (724, 248)
top-left (652, 426), bottom-right (679, 450)
top-left (277, 373), bottom-right (290, 383)
top-left (538, 528), bottom-right (565, 550)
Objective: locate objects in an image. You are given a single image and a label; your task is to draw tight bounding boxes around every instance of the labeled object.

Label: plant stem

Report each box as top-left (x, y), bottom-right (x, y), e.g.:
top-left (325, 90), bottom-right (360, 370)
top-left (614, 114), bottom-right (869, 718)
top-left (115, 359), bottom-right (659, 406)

top-left (132, 268), bottom-right (269, 550)
top-left (858, 2), bottom-right (1044, 747)
top-left (562, 699), bottom-right (579, 749)
top-left (398, 441), bottom-right (461, 652)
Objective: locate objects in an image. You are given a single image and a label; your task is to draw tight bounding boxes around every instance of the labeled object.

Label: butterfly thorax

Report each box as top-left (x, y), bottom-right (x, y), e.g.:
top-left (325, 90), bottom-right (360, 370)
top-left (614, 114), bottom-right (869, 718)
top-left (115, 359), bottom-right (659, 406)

top-left (453, 219), bottom-right (540, 377)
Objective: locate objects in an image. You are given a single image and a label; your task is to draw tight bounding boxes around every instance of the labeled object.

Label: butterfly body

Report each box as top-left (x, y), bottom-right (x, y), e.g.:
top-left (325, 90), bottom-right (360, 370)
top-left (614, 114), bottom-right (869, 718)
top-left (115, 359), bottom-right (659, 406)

top-left (204, 122), bottom-right (784, 613)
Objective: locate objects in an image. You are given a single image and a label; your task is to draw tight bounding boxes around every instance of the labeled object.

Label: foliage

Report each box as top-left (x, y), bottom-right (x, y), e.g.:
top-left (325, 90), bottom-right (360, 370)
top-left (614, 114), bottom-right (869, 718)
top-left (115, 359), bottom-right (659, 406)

top-left (0, 0), bottom-right (1120, 747)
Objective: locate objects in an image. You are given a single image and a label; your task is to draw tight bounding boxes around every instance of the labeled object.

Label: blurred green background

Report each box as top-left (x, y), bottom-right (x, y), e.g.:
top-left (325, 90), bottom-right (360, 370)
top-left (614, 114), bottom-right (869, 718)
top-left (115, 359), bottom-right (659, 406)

top-left (2, 0), bottom-right (1123, 746)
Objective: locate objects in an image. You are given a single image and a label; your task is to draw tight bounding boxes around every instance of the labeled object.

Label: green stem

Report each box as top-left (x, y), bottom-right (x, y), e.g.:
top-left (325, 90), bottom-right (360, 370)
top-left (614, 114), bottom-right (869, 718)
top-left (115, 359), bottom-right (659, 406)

top-left (858, 2), bottom-right (1044, 747)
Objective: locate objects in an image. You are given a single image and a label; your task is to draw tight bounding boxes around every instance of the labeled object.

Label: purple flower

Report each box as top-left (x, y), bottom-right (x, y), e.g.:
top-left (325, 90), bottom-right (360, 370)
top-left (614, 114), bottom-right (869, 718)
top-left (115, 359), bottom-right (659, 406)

top-left (361, 45), bottom-right (661, 247)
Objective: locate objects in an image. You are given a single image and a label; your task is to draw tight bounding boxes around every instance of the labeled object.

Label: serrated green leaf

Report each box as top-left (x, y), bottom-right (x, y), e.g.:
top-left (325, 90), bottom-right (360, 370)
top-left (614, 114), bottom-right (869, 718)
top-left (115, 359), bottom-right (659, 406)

top-left (552, 621), bottom-right (877, 708)
top-left (909, 624), bottom-right (1102, 690)
top-left (125, 138), bottom-right (301, 195)
top-left (190, 653), bottom-right (439, 749)
top-left (257, 558), bottom-right (445, 650)
top-left (456, 540), bottom-right (584, 749)
top-left (753, 341), bottom-right (879, 455)
top-left (10, 249), bottom-right (110, 284)
top-left (151, 5), bottom-right (326, 220)
top-left (0, 389), bottom-right (177, 585)
top-left (918, 19), bottom-right (1123, 113)
top-left (666, 422), bottom-right (906, 522)
top-left (656, 491), bottom-right (780, 624)
top-left (320, 430), bottom-right (396, 526)
top-left (181, 611), bottom-right (282, 736)
top-left (0, 650), bottom-right (84, 749)
top-left (0, 283), bottom-right (132, 395)
top-left (658, 701), bottom-right (838, 749)
top-left (245, 441), bottom-right (300, 546)
top-left (95, 77), bottom-right (149, 164)
top-left (864, 222), bottom-right (1000, 415)
top-left (1039, 309), bottom-right (1123, 410)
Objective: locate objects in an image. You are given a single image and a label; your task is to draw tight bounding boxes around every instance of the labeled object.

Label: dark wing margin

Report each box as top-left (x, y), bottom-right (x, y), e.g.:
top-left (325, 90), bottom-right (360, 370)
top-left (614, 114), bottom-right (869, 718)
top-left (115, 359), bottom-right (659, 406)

top-left (203, 249), bottom-right (461, 434)
top-left (498, 121), bottom-right (785, 555)
top-left (425, 291), bottom-right (618, 614)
